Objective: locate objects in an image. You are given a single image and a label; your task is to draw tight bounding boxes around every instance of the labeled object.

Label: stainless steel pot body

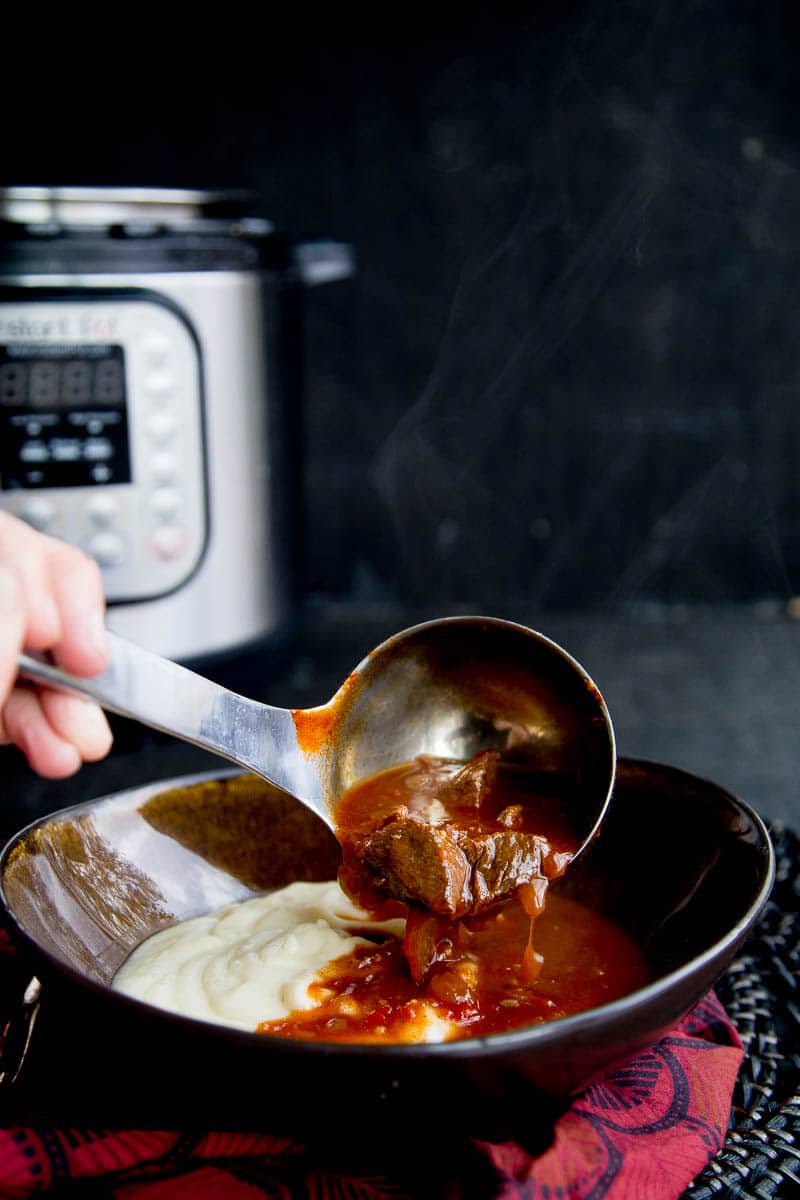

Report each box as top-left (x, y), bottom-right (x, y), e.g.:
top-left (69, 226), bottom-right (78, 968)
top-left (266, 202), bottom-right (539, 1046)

top-left (0, 187), bottom-right (352, 662)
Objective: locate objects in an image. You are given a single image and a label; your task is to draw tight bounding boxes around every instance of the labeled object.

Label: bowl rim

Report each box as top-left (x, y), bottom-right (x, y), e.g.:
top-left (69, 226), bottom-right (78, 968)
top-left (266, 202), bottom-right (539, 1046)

top-left (0, 756), bottom-right (776, 1063)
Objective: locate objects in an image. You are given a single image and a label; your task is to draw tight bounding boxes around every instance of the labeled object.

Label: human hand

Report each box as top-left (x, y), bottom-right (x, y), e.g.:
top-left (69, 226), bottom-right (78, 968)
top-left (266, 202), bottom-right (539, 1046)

top-left (0, 511), bottom-right (113, 777)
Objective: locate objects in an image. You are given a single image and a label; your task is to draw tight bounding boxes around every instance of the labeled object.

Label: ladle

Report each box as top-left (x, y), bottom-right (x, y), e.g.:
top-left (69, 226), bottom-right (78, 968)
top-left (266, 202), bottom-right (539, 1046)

top-left (18, 615), bottom-right (615, 858)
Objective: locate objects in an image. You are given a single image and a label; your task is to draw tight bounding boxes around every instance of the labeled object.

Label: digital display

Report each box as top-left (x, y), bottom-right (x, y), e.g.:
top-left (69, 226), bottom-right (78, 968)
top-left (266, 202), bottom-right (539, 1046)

top-left (0, 344), bottom-right (126, 410)
top-left (0, 344), bottom-right (132, 490)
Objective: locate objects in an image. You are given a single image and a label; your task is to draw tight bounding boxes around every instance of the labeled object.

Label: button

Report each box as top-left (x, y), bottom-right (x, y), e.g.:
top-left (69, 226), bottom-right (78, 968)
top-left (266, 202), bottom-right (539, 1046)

top-left (150, 486), bottom-right (182, 520)
top-left (144, 370), bottom-right (174, 397)
top-left (20, 441), bottom-right (49, 463)
top-left (87, 494), bottom-right (119, 525)
top-left (84, 438), bottom-right (113, 460)
top-left (145, 412), bottom-right (177, 443)
top-left (18, 497), bottom-right (58, 532)
top-left (150, 450), bottom-right (178, 483)
top-left (150, 526), bottom-right (185, 560)
top-left (88, 531), bottom-right (125, 566)
top-left (142, 332), bottom-right (171, 364)
top-left (51, 439), bottom-right (82, 462)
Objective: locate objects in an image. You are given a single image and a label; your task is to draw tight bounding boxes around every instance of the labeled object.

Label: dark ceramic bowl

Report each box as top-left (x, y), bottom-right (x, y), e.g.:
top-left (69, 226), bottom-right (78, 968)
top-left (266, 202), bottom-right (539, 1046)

top-left (0, 757), bottom-right (774, 1144)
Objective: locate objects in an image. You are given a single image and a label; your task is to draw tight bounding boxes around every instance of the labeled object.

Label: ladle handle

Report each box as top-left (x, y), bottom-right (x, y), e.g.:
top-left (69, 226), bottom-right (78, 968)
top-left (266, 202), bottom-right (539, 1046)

top-left (17, 631), bottom-right (322, 811)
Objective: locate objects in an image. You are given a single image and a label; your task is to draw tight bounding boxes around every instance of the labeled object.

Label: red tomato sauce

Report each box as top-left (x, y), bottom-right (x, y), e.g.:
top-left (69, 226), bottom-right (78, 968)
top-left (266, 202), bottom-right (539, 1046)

top-left (257, 892), bottom-right (648, 1043)
top-left (257, 758), bottom-right (650, 1044)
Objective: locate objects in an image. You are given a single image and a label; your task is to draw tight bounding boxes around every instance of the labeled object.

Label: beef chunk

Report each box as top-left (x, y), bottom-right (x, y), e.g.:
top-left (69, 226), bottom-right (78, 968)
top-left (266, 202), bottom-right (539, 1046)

top-left (402, 907), bottom-right (466, 984)
top-left (437, 749), bottom-right (499, 809)
top-left (354, 809), bottom-right (549, 918)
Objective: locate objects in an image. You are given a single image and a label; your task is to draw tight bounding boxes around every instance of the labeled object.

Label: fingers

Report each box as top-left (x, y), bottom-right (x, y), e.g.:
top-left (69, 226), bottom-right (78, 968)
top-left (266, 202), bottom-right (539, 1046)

top-left (0, 561), bottom-right (26, 721)
top-left (0, 511), bottom-right (64, 652)
top-left (0, 511), bottom-right (113, 776)
top-left (0, 686), bottom-right (113, 778)
top-left (1, 687), bottom-right (82, 777)
top-left (0, 685), bottom-right (114, 778)
top-left (40, 690), bottom-right (114, 761)
top-left (45, 536), bottom-right (109, 676)
top-left (0, 511), bottom-right (109, 674)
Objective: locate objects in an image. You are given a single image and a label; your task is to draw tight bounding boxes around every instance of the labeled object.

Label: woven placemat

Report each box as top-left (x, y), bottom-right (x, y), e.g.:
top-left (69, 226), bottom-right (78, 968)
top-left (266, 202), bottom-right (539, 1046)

top-left (685, 821), bottom-right (800, 1198)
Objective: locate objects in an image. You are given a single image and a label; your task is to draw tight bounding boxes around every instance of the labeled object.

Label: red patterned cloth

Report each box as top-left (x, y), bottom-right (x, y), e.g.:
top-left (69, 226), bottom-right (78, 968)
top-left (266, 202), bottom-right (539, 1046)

top-left (478, 994), bottom-right (744, 1199)
top-left (0, 990), bottom-right (742, 1199)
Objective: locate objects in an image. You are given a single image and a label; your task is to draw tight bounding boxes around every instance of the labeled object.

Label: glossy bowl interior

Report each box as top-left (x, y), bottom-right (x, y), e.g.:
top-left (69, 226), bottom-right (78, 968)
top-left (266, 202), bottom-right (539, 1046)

top-left (0, 757), bottom-right (774, 1142)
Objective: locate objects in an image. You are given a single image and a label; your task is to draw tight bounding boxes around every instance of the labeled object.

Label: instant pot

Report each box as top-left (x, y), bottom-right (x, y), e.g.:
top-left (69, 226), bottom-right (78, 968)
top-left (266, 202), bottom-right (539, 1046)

top-left (0, 186), bottom-right (353, 663)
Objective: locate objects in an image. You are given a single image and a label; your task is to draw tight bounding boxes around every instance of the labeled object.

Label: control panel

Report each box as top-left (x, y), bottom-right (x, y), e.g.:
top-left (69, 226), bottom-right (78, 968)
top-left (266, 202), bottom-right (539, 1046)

top-left (0, 296), bottom-right (207, 602)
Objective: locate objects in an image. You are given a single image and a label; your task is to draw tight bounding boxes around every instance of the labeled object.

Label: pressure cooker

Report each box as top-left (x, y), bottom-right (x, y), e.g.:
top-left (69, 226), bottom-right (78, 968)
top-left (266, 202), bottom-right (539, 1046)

top-left (0, 187), bottom-right (353, 663)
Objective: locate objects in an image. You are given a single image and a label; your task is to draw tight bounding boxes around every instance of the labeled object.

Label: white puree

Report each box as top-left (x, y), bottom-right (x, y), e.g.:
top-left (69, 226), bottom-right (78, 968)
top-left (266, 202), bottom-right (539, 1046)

top-left (112, 880), bottom-right (456, 1043)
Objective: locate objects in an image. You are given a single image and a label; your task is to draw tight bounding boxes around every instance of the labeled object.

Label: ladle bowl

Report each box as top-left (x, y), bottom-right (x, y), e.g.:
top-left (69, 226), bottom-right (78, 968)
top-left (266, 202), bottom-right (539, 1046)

top-left (18, 615), bottom-right (615, 858)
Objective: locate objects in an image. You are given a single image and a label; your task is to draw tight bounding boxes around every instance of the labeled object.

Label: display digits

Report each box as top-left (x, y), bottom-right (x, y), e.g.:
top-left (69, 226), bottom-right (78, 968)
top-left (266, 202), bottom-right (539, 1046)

top-left (0, 362), bottom-right (26, 407)
top-left (0, 349), bottom-right (126, 410)
top-left (30, 361), bottom-right (61, 408)
top-left (61, 360), bottom-right (92, 406)
top-left (93, 357), bottom-right (124, 405)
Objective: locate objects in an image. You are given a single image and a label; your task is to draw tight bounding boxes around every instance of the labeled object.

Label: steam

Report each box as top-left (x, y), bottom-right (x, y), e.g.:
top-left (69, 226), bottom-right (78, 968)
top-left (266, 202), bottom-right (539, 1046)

top-left (366, 2), bottom-right (798, 611)
top-left (371, 156), bottom-right (667, 601)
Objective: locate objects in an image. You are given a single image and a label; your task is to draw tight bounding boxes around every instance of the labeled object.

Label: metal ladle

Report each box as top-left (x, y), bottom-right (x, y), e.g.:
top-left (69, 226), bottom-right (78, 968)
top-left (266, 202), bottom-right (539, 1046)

top-left (18, 615), bottom-right (615, 859)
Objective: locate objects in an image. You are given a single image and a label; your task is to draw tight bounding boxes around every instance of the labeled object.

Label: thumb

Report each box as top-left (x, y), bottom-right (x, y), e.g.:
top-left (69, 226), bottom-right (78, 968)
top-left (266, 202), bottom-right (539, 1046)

top-left (0, 560), bottom-right (26, 718)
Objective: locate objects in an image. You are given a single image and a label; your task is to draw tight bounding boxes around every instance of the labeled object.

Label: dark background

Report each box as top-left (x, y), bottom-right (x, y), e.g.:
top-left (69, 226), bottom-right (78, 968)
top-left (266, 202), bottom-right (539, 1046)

top-left (3, 1), bottom-right (800, 828)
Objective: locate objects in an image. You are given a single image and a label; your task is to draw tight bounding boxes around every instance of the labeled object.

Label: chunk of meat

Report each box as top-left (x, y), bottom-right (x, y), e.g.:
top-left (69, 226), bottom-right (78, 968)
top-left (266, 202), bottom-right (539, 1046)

top-left (352, 808), bottom-right (552, 918)
top-left (437, 749), bottom-right (499, 809)
top-left (403, 907), bottom-right (465, 984)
